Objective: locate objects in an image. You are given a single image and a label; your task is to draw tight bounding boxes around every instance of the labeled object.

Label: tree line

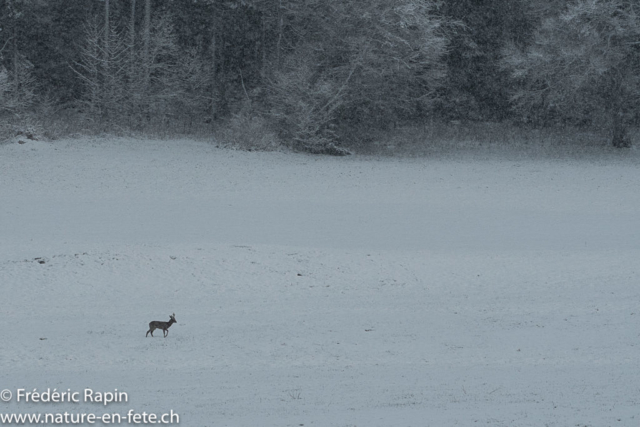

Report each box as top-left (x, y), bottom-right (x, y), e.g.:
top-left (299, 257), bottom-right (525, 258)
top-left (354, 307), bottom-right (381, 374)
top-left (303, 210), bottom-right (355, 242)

top-left (0, 0), bottom-right (638, 149)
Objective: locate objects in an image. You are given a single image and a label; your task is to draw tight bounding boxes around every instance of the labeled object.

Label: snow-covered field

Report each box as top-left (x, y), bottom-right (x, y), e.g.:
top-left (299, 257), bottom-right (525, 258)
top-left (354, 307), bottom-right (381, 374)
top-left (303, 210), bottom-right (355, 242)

top-left (1, 138), bottom-right (639, 426)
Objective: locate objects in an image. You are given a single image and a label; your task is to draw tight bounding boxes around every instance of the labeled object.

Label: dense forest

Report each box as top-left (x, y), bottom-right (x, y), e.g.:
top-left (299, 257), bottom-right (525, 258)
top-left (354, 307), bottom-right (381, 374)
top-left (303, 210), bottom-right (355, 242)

top-left (0, 0), bottom-right (638, 150)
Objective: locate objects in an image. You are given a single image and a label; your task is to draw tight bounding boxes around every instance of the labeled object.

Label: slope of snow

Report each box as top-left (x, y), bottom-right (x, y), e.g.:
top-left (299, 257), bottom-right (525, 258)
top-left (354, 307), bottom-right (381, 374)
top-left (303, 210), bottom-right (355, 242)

top-left (1, 137), bottom-right (638, 426)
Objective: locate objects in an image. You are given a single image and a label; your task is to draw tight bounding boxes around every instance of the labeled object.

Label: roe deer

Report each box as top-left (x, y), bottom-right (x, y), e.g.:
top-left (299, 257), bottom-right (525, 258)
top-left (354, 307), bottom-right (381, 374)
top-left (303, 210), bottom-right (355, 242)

top-left (146, 313), bottom-right (177, 338)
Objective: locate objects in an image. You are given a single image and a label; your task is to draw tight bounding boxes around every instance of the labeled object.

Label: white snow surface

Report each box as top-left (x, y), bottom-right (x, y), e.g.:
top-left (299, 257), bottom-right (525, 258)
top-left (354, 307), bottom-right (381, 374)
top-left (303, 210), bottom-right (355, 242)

top-left (1, 137), bottom-right (639, 426)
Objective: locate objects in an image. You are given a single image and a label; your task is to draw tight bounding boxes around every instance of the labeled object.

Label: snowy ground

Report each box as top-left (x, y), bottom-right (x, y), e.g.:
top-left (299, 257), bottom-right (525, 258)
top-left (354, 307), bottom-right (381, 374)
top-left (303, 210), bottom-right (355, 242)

top-left (1, 137), bottom-right (639, 426)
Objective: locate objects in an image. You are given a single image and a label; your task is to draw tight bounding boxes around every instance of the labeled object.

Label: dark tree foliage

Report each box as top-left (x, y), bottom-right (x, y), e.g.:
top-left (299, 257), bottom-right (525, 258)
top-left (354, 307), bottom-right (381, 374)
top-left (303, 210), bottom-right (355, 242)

top-left (0, 2), bottom-right (98, 103)
top-left (0, 0), bottom-right (636, 149)
top-left (439, 0), bottom-right (534, 121)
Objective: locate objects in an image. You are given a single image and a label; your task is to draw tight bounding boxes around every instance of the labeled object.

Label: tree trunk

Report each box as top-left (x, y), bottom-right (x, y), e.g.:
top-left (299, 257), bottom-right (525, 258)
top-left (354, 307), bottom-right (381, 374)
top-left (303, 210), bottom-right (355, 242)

top-left (261, 10), bottom-right (266, 78)
top-left (104, 0), bottom-right (110, 117)
top-left (276, 0), bottom-right (283, 70)
top-left (129, 0), bottom-right (137, 122)
top-left (218, 23), bottom-right (227, 115)
top-left (210, 22), bottom-right (217, 121)
top-left (609, 79), bottom-right (631, 148)
top-left (12, 25), bottom-right (18, 92)
top-left (611, 107), bottom-right (630, 148)
top-left (143, 0), bottom-right (151, 89)
top-left (130, 0), bottom-right (136, 71)
top-left (104, 0), bottom-right (110, 58)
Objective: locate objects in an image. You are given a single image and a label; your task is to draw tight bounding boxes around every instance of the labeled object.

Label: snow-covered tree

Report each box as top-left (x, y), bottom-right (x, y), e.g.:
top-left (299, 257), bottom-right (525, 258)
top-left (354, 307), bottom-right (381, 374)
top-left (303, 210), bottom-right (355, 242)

top-left (0, 0), bottom-right (38, 115)
top-left (0, 56), bottom-right (35, 115)
top-left (502, 0), bottom-right (640, 147)
top-left (73, 17), bottom-right (127, 120)
top-left (266, 0), bottom-right (451, 148)
top-left (74, 9), bottom-right (209, 128)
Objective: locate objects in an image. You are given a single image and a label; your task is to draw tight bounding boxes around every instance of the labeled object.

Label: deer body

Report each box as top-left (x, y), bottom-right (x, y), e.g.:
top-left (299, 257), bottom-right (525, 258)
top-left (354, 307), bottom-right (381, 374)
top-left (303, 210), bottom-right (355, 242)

top-left (146, 313), bottom-right (176, 337)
